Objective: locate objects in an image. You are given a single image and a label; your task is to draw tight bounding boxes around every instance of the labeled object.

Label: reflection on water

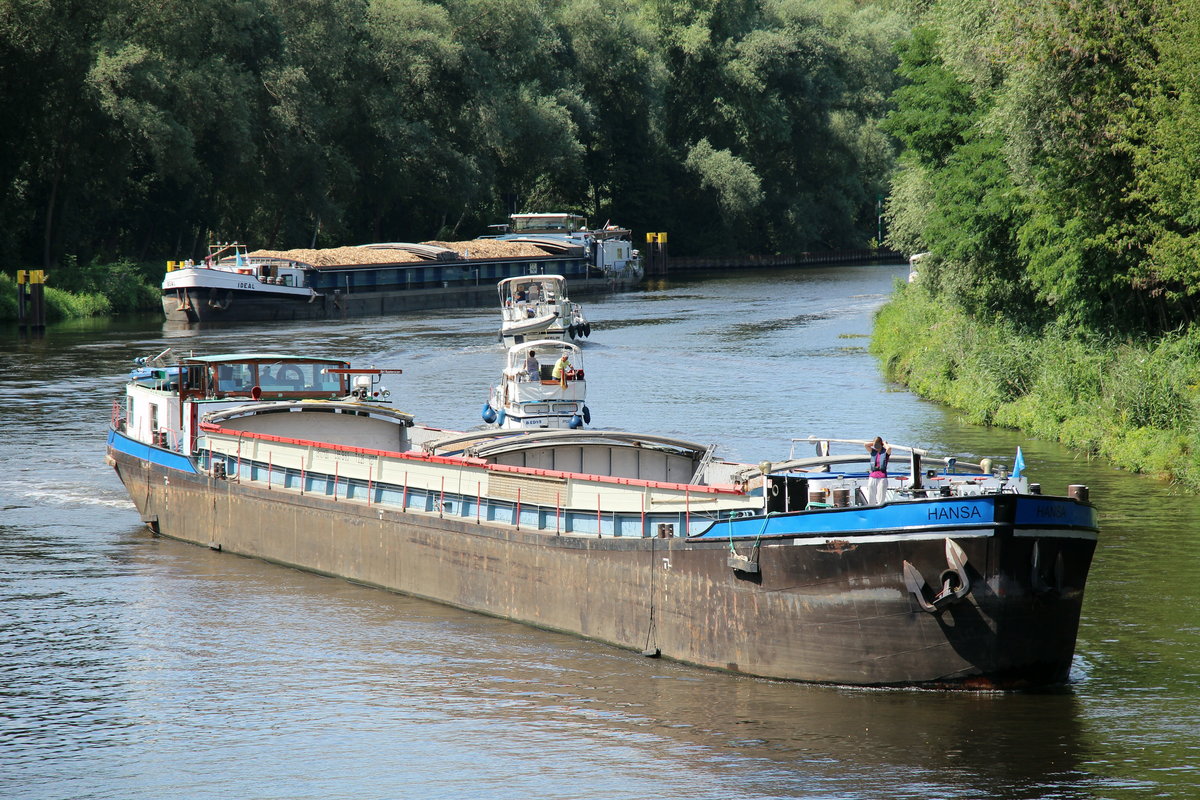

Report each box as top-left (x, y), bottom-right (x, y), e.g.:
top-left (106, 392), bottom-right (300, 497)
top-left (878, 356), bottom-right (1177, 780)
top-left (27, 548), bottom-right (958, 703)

top-left (2, 265), bottom-right (1198, 799)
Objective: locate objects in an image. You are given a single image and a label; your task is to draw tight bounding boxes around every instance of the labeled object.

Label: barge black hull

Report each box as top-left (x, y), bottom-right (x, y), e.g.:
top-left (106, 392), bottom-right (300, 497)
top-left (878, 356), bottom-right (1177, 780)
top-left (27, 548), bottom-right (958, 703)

top-left (108, 447), bottom-right (1096, 688)
top-left (162, 276), bottom-right (632, 324)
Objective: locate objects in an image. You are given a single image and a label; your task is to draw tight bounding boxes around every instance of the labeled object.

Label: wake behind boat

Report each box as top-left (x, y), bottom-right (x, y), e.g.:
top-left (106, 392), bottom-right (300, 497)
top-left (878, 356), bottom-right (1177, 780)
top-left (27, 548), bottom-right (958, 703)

top-left (106, 351), bottom-right (1098, 689)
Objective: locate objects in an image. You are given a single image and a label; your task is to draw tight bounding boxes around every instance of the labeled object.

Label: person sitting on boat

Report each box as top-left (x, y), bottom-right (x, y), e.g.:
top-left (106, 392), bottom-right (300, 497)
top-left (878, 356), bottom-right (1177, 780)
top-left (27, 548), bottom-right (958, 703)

top-left (552, 350), bottom-right (572, 384)
top-left (514, 287), bottom-right (527, 304)
top-left (865, 437), bottom-right (892, 505)
top-left (524, 350), bottom-right (540, 382)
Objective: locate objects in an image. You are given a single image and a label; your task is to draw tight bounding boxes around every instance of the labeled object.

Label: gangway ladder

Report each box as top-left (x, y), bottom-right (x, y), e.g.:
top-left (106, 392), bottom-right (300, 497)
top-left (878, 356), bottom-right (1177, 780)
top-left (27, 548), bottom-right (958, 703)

top-left (689, 443), bottom-right (719, 485)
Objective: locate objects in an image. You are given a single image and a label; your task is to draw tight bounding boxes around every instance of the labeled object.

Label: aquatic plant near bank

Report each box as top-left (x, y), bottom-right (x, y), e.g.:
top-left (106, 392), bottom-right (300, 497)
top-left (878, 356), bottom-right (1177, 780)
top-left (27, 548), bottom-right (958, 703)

top-left (872, 281), bottom-right (1200, 488)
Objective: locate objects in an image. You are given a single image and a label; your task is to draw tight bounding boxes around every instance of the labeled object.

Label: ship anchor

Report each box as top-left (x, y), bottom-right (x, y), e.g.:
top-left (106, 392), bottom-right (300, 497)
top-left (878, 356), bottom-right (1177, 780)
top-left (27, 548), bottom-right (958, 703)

top-left (903, 538), bottom-right (972, 613)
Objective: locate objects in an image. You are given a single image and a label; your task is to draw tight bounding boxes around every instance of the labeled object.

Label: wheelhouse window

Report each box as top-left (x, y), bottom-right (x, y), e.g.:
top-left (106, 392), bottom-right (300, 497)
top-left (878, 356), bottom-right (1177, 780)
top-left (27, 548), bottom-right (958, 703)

top-left (255, 362), bottom-right (345, 394)
top-left (205, 360), bottom-right (347, 396)
top-left (216, 363), bottom-right (255, 393)
top-left (256, 362), bottom-right (296, 391)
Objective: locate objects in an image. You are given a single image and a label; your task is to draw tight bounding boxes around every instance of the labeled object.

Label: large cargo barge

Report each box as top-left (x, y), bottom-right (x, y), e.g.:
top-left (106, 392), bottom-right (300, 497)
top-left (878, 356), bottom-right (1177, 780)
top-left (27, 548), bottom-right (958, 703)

top-left (106, 352), bottom-right (1099, 688)
top-left (162, 213), bottom-right (643, 323)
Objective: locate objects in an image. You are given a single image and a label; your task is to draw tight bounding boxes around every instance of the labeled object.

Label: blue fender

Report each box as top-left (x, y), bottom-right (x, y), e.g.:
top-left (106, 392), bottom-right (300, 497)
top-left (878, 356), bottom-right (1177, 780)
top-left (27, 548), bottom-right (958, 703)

top-left (497, 408), bottom-right (506, 427)
top-left (481, 403), bottom-right (497, 424)
top-left (569, 414), bottom-right (583, 429)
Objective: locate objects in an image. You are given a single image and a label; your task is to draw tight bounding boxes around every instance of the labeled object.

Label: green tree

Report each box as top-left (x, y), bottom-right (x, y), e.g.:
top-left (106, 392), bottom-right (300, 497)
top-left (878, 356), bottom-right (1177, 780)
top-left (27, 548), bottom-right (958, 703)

top-left (1127, 0), bottom-right (1200, 327)
top-left (559, 0), bottom-right (668, 231)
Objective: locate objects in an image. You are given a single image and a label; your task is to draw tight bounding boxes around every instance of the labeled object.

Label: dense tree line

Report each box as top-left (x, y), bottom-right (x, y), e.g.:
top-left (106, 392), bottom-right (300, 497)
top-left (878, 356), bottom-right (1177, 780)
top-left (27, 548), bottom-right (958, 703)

top-left (0, 0), bottom-right (906, 271)
top-left (884, 0), bottom-right (1200, 336)
top-left (876, 0), bottom-right (1200, 487)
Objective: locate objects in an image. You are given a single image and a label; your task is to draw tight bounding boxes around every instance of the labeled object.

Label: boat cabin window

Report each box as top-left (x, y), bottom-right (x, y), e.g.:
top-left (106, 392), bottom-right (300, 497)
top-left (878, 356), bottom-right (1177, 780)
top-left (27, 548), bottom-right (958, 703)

top-left (511, 215), bottom-right (585, 234)
top-left (255, 362), bottom-right (344, 393)
top-left (216, 364), bottom-right (255, 393)
top-left (256, 362), bottom-right (300, 391)
top-left (179, 365), bottom-right (202, 391)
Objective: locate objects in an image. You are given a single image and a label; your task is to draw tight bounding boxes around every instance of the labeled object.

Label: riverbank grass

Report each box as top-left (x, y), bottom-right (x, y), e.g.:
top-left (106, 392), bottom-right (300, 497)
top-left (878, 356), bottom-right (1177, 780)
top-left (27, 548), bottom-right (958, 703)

top-left (2, 260), bottom-right (159, 322)
top-left (871, 281), bottom-right (1200, 488)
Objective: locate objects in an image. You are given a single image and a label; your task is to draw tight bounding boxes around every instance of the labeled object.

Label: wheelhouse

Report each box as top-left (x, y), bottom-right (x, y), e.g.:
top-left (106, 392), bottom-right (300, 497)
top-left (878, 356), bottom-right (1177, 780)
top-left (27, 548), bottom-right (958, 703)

top-left (142, 353), bottom-right (353, 401)
top-left (122, 353), bottom-right (352, 456)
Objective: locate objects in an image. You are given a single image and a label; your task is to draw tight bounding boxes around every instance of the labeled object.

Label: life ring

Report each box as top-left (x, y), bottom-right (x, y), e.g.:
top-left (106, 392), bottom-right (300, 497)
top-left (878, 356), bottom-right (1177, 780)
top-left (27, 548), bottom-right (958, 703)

top-left (279, 364), bottom-right (304, 384)
top-left (769, 482), bottom-right (780, 497)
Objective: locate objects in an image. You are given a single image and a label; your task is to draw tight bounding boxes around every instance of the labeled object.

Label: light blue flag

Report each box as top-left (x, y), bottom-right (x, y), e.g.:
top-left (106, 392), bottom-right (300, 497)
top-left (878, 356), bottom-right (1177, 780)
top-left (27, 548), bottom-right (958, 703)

top-left (1012, 446), bottom-right (1025, 479)
top-left (235, 249), bottom-right (244, 269)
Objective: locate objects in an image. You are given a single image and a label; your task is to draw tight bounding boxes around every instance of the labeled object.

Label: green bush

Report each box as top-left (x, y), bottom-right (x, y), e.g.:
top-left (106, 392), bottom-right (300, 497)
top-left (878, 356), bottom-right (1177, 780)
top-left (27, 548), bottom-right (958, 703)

top-left (0, 273), bottom-right (16, 320)
top-left (100, 260), bottom-right (160, 313)
top-left (1, 259), bottom-right (159, 321)
top-left (872, 284), bottom-right (1200, 487)
top-left (44, 286), bottom-right (111, 320)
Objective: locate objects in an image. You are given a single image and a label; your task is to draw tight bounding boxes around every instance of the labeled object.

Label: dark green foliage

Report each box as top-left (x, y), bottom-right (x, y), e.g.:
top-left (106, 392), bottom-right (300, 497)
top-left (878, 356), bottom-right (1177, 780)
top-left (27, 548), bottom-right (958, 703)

top-left (0, 257), bottom-right (160, 321)
top-left (882, 27), bottom-right (973, 167)
top-left (875, 1), bottom-right (1200, 485)
top-left (0, 0), bottom-right (905, 272)
top-left (0, 274), bottom-right (16, 320)
top-left (882, 1), bottom-right (1200, 335)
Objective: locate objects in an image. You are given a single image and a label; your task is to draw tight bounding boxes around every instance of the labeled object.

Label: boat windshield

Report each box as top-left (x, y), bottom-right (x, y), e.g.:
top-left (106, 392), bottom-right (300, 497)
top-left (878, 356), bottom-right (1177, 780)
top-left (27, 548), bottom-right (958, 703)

top-left (510, 215), bottom-right (586, 234)
top-left (501, 275), bottom-right (563, 302)
top-left (212, 360), bottom-right (345, 395)
top-left (256, 362), bottom-right (342, 393)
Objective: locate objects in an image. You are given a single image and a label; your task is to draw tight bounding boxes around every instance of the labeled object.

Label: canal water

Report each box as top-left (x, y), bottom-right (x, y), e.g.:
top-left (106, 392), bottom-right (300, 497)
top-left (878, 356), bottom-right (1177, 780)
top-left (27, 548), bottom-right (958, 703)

top-left (2, 265), bottom-right (1198, 800)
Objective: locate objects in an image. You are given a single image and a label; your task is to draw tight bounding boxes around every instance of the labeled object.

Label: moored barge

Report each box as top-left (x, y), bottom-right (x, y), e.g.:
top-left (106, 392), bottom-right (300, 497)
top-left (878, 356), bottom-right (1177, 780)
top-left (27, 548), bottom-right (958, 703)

top-left (162, 213), bottom-right (643, 323)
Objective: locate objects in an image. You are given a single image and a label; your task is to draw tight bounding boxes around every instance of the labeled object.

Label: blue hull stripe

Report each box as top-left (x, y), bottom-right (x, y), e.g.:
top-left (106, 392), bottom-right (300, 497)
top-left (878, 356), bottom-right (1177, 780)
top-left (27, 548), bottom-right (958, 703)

top-left (692, 495), bottom-right (1097, 539)
top-left (107, 429), bottom-right (199, 474)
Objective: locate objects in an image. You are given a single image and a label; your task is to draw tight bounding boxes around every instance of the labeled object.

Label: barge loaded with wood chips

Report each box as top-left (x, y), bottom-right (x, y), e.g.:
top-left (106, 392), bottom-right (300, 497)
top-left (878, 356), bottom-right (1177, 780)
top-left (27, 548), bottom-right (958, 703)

top-left (161, 213), bottom-right (643, 323)
top-left (106, 351), bottom-right (1099, 688)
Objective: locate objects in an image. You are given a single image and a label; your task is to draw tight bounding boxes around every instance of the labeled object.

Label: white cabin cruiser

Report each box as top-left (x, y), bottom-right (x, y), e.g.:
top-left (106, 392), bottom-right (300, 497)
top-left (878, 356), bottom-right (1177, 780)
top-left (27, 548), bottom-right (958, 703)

top-left (482, 340), bottom-right (589, 430)
top-left (496, 275), bottom-right (590, 345)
